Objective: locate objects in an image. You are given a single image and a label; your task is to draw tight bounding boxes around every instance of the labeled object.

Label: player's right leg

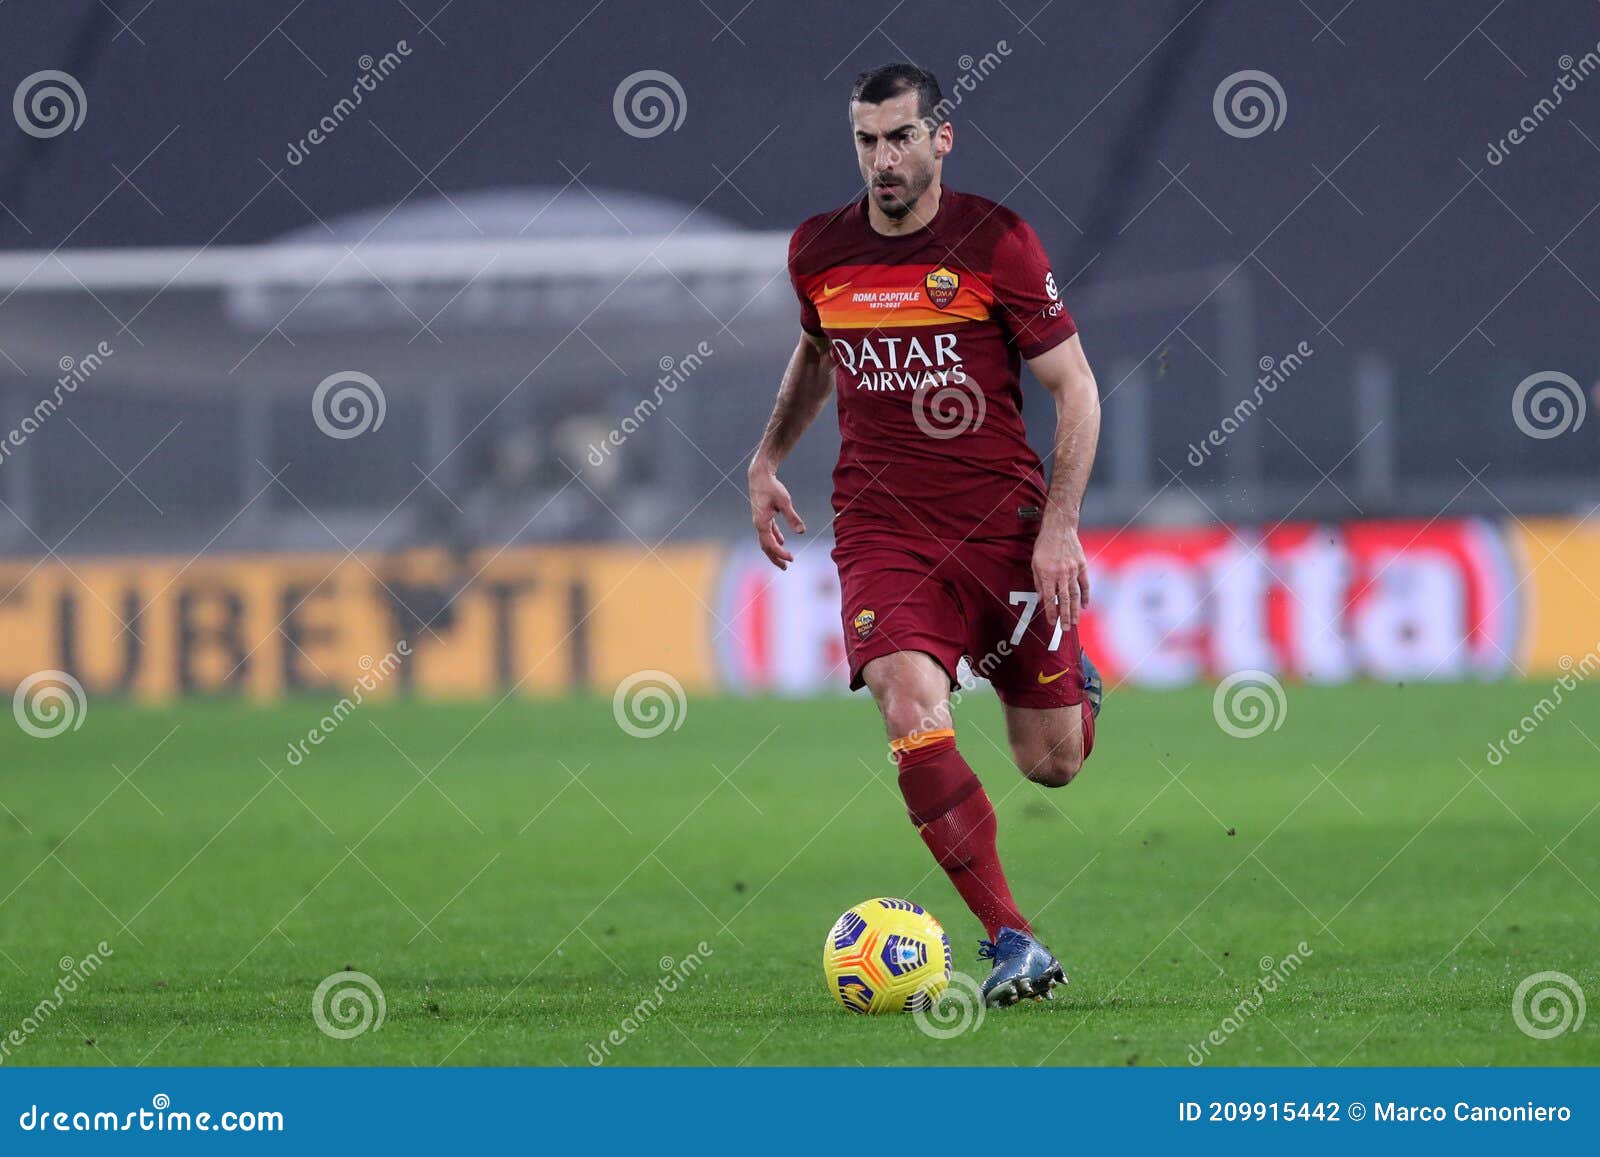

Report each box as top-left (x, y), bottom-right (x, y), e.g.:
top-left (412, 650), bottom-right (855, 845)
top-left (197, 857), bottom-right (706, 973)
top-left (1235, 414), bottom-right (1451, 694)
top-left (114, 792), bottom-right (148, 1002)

top-left (861, 651), bottom-right (1034, 947)
top-left (833, 532), bottom-right (1035, 962)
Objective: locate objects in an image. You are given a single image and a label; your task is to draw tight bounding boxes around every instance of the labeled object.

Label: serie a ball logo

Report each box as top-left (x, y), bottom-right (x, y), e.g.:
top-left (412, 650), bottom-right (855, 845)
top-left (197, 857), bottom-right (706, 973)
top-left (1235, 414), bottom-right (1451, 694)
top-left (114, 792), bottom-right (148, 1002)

top-left (823, 897), bottom-right (952, 1014)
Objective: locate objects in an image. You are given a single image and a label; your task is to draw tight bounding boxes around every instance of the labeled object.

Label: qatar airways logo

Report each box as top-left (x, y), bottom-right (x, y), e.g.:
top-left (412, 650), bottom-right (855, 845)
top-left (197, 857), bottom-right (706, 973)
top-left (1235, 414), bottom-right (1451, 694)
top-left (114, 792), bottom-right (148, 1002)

top-left (830, 332), bottom-right (965, 391)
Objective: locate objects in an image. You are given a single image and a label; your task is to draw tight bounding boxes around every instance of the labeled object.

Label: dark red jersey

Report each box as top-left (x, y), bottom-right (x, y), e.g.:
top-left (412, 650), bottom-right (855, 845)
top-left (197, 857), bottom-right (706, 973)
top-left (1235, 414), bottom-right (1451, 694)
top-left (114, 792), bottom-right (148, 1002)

top-left (788, 187), bottom-right (1076, 543)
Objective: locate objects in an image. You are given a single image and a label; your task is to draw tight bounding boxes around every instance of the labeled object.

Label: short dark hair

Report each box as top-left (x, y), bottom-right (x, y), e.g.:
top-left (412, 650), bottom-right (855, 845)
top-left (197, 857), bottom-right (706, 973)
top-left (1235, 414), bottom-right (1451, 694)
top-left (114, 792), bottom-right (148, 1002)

top-left (850, 63), bottom-right (945, 126)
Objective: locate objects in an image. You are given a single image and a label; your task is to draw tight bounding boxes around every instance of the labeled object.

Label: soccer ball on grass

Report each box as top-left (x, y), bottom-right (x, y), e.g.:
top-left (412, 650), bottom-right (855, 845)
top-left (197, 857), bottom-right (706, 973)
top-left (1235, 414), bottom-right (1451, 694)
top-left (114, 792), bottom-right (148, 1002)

top-left (823, 897), bottom-right (952, 1014)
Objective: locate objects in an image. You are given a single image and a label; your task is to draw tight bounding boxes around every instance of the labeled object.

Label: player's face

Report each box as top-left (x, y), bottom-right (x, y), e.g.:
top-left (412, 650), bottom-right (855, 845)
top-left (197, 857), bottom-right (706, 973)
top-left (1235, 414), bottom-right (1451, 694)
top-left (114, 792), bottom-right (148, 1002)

top-left (850, 93), bottom-right (947, 220)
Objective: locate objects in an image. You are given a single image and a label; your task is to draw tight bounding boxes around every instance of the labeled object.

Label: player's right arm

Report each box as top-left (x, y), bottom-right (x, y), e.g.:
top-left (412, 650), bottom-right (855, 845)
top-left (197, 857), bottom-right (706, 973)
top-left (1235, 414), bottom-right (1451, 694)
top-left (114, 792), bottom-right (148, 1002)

top-left (748, 330), bottom-right (832, 570)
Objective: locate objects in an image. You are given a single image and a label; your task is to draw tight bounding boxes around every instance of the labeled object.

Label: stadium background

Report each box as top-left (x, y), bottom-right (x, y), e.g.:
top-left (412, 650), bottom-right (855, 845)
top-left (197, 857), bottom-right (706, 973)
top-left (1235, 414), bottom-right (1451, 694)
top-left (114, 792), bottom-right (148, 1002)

top-left (2, 0), bottom-right (1597, 698)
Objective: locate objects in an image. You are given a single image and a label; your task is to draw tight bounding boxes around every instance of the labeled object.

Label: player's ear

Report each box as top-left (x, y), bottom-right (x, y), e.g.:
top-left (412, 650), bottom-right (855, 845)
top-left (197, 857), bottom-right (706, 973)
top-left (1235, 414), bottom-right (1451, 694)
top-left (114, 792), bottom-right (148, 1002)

top-left (933, 121), bottom-right (954, 159)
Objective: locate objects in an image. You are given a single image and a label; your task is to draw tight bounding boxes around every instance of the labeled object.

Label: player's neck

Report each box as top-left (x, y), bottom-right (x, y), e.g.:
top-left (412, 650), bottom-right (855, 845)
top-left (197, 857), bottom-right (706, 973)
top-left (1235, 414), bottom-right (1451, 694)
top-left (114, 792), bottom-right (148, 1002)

top-left (867, 181), bottom-right (943, 237)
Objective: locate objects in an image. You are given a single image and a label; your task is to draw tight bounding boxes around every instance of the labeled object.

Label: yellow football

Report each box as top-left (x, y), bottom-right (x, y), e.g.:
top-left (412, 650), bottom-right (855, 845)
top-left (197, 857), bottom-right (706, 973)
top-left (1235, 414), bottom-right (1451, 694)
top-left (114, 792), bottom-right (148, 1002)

top-left (822, 897), bottom-right (952, 1013)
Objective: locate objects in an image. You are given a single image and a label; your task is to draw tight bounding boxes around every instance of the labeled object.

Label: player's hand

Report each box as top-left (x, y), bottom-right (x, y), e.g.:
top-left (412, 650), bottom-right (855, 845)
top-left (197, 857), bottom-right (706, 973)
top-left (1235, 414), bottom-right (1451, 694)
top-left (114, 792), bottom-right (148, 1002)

top-left (1032, 520), bottom-right (1090, 629)
top-left (748, 462), bottom-right (806, 570)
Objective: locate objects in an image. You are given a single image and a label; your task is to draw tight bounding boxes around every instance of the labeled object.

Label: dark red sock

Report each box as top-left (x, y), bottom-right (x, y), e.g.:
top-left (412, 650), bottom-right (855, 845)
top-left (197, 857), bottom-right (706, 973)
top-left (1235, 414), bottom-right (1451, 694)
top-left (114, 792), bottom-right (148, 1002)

top-left (893, 730), bottom-right (1031, 940)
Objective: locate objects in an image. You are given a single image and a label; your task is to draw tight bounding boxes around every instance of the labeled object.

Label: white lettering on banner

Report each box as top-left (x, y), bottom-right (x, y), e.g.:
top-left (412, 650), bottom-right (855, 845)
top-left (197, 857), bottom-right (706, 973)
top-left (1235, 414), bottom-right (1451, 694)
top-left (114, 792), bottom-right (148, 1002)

top-left (1352, 551), bottom-right (1465, 679)
top-left (1283, 537), bottom-right (1353, 682)
top-left (1104, 557), bottom-right (1204, 688)
top-left (1208, 542), bottom-right (1275, 675)
top-left (1084, 524), bottom-right (1513, 687)
top-left (711, 521), bottom-right (1518, 694)
top-left (716, 547), bottom-right (849, 694)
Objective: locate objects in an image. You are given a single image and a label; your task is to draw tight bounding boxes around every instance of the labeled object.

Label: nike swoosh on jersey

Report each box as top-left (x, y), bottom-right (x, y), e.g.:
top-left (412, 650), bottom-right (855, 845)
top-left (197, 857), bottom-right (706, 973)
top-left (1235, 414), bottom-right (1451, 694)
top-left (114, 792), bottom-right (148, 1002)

top-left (1035, 669), bottom-right (1071, 685)
top-left (819, 282), bottom-right (852, 299)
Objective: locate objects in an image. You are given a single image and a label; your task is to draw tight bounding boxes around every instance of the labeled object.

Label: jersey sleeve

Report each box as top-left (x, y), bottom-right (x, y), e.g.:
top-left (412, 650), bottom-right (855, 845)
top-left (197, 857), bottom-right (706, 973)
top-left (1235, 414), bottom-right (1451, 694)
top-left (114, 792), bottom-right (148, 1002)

top-left (788, 223), bottom-right (823, 336)
top-left (992, 220), bottom-right (1077, 359)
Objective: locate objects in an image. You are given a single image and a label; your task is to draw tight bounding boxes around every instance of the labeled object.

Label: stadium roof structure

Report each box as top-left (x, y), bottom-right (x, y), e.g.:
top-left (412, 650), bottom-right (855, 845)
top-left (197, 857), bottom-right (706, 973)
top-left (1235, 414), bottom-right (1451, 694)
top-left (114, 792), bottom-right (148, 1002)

top-left (0, 187), bottom-right (794, 395)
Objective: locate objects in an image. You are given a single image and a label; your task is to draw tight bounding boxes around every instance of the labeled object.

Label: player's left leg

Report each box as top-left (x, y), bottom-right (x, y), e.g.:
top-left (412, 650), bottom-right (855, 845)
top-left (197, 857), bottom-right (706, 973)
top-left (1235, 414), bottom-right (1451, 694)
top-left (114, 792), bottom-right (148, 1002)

top-left (948, 538), bottom-right (1105, 1003)
top-left (1003, 691), bottom-right (1097, 788)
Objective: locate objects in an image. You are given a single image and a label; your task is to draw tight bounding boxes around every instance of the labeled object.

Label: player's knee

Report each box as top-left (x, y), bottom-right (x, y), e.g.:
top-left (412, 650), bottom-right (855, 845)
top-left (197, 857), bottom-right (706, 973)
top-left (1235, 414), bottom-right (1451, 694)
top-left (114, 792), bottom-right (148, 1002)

top-left (1031, 753), bottom-right (1082, 788)
top-left (883, 688), bottom-right (940, 742)
top-left (1019, 738), bottom-right (1085, 788)
top-left (882, 694), bottom-right (944, 743)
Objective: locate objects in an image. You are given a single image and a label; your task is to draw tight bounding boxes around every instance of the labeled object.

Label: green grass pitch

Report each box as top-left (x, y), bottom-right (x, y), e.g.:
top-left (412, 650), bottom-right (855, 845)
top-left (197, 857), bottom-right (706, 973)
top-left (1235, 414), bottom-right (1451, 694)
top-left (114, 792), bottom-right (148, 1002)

top-left (0, 681), bottom-right (1596, 1066)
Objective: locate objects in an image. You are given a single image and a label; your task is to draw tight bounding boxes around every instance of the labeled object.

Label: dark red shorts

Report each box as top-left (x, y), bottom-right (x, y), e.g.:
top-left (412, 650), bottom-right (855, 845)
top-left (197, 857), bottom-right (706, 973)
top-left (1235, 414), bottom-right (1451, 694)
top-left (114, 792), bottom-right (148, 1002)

top-left (832, 528), bottom-right (1084, 710)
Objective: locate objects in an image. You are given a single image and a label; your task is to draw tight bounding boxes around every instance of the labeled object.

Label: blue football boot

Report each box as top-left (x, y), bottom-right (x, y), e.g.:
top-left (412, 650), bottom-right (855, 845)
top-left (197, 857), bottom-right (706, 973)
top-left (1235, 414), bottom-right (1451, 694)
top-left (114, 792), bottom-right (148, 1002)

top-left (977, 927), bottom-right (1067, 1007)
top-left (1081, 646), bottom-right (1102, 719)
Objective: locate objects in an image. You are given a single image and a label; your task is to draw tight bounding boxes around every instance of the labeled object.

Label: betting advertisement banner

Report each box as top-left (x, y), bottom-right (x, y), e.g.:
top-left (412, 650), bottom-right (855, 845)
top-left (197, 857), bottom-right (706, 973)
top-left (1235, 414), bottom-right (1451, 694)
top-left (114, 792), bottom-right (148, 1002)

top-left (3, 519), bottom-right (1596, 701)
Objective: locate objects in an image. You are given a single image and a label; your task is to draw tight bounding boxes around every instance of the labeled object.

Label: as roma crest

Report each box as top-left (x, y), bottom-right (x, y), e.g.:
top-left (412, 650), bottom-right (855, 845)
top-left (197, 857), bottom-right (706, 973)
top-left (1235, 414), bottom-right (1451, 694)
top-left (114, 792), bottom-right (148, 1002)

top-left (924, 266), bottom-right (960, 310)
top-left (852, 608), bottom-right (877, 639)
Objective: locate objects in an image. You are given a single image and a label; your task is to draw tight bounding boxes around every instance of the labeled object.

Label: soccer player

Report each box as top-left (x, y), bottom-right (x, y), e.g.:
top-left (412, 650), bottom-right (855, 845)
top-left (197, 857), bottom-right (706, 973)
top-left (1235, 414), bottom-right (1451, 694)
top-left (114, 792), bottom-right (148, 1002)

top-left (747, 63), bottom-right (1104, 1007)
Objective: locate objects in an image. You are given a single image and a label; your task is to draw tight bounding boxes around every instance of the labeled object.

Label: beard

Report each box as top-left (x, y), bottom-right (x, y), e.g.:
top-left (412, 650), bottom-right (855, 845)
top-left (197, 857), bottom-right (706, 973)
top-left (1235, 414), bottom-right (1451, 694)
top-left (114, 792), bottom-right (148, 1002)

top-left (871, 169), bottom-right (931, 219)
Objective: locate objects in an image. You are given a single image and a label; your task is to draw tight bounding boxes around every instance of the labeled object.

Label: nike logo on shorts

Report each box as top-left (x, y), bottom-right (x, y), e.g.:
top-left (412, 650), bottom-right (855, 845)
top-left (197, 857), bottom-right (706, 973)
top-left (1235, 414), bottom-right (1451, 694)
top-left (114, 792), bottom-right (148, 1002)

top-left (1036, 669), bottom-right (1071, 685)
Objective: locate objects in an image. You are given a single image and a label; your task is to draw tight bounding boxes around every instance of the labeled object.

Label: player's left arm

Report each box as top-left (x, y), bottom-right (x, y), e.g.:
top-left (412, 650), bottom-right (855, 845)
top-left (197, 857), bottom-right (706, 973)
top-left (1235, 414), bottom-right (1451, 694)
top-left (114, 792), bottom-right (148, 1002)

top-left (1026, 333), bottom-right (1100, 630)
